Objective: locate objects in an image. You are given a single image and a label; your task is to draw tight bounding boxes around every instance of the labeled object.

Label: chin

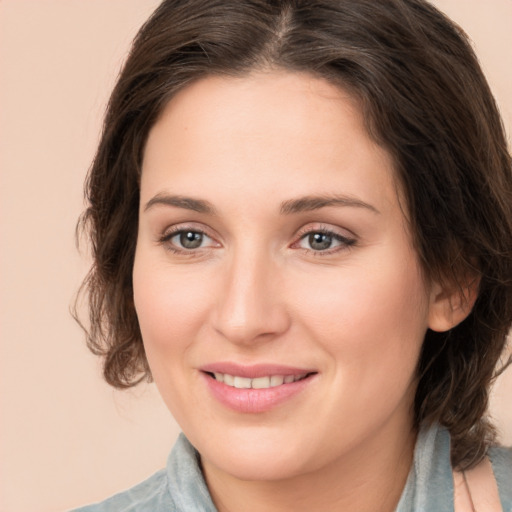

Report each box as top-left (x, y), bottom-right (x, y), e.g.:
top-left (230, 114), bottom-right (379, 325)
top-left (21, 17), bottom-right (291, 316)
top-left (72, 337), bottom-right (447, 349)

top-left (195, 427), bottom-right (317, 482)
top-left (207, 449), bottom-right (310, 482)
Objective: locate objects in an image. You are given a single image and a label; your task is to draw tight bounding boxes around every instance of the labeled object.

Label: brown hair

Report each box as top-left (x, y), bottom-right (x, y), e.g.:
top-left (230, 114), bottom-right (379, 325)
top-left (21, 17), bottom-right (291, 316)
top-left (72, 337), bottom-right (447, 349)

top-left (77, 0), bottom-right (512, 470)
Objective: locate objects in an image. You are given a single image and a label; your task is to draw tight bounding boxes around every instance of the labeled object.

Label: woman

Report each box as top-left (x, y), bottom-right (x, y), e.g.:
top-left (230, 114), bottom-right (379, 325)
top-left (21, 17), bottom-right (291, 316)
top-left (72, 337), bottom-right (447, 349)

top-left (73, 0), bottom-right (512, 510)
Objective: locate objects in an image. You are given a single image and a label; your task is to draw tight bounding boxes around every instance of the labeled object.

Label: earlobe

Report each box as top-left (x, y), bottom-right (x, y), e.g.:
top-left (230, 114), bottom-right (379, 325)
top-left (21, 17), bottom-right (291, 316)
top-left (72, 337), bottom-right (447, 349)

top-left (427, 275), bottom-right (480, 333)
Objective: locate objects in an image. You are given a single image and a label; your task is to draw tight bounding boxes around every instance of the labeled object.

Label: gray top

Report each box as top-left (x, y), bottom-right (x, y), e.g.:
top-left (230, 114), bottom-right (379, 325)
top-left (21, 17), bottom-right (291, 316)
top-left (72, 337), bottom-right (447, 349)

top-left (72, 423), bottom-right (512, 511)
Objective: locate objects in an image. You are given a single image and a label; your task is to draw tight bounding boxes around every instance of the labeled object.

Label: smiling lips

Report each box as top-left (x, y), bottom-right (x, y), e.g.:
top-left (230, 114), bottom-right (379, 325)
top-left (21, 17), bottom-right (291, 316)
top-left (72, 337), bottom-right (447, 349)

top-left (200, 364), bottom-right (316, 413)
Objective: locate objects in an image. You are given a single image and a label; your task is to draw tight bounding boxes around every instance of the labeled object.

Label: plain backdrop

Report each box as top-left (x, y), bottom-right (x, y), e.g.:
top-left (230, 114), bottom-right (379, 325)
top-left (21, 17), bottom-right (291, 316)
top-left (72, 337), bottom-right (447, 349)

top-left (0, 1), bottom-right (511, 511)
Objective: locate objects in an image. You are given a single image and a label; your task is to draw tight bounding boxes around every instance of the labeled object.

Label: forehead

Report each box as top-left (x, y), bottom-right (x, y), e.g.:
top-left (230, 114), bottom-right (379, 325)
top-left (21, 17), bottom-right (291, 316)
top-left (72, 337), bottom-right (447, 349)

top-left (141, 70), bottom-right (401, 217)
top-left (146, 71), bottom-right (368, 161)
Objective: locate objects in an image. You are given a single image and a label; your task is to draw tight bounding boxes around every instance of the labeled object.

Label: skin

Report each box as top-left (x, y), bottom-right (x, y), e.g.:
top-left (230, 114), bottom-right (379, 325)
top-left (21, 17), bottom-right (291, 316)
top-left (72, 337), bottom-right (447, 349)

top-left (133, 70), bottom-right (468, 512)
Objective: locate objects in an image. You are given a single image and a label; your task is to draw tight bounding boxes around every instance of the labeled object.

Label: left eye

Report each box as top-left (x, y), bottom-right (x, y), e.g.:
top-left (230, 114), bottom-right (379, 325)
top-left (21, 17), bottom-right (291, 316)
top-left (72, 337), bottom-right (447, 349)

top-left (297, 231), bottom-right (351, 251)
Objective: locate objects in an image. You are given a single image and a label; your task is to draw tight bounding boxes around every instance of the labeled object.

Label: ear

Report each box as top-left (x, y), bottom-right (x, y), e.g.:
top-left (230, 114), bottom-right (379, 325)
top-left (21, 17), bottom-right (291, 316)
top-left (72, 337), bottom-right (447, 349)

top-left (427, 274), bottom-right (480, 332)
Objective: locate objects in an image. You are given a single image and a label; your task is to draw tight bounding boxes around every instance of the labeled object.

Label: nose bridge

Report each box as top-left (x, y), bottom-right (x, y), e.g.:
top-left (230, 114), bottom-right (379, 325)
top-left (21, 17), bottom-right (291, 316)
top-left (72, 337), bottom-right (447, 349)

top-left (213, 242), bottom-right (289, 344)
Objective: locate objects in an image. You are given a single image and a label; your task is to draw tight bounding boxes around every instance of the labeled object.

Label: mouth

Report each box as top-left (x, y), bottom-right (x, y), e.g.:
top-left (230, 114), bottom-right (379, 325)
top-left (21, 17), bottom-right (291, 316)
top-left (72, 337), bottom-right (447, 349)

top-left (200, 364), bottom-right (318, 413)
top-left (205, 371), bottom-right (312, 389)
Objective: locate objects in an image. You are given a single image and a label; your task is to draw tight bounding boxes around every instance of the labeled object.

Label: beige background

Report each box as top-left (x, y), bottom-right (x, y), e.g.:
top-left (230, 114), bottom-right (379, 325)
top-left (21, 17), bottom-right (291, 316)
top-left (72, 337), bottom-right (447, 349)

top-left (0, 1), bottom-right (511, 511)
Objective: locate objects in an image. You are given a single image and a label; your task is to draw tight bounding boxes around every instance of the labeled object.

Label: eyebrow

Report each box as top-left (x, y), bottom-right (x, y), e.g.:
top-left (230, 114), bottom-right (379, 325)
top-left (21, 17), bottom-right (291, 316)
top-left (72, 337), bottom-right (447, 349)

top-left (143, 193), bottom-right (379, 216)
top-left (144, 194), bottom-right (216, 214)
top-left (280, 195), bottom-right (379, 215)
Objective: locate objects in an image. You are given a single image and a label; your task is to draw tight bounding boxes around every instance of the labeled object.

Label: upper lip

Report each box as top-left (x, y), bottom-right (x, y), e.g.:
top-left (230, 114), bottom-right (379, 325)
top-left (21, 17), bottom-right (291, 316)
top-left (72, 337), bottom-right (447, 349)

top-left (200, 362), bottom-right (317, 379)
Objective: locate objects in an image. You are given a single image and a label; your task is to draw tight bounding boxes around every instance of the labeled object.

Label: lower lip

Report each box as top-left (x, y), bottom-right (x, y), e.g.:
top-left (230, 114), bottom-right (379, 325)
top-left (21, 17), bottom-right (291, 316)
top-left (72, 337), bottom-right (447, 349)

top-left (202, 373), bottom-right (315, 413)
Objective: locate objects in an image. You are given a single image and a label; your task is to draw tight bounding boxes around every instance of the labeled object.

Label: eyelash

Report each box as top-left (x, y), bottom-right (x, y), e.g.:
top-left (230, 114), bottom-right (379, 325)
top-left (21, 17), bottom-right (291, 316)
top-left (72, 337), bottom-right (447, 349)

top-left (158, 225), bottom-right (356, 257)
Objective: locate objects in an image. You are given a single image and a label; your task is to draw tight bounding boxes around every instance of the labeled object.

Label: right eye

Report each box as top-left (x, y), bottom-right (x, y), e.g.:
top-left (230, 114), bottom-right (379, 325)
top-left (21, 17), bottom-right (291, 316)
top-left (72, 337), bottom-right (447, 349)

top-left (160, 227), bottom-right (219, 253)
top-left (172, 230), bottom-right (207, 249)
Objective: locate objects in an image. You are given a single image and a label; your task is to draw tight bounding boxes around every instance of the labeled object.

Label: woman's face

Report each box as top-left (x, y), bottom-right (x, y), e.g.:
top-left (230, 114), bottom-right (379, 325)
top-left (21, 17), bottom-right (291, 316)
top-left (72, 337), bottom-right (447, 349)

top-left (133, 71), bottom-right (438, 481)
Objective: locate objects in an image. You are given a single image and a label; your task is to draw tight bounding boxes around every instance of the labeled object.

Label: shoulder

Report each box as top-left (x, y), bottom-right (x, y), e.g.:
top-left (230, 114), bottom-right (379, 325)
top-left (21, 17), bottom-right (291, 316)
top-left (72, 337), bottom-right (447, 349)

top-left (488, 444), bottom-right (512, 509)
top-left (69, 434), bottom-right (216, 512)
top-left (70, 469), bottom-right (174, 512)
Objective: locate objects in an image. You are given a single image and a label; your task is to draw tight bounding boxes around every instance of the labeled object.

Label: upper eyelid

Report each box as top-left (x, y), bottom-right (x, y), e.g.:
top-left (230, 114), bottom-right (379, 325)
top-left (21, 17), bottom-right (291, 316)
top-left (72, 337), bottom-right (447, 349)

top-left (161, 223), bottom-right (215, 239)
top-left (162, 228), bottom-right (212, 242)
top-left (294, 223), bottom-right (356, 240)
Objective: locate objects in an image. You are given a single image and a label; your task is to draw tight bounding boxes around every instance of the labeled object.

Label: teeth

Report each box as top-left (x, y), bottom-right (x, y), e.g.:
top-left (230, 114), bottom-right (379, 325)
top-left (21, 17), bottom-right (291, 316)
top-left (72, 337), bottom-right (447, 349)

top-left (251, 376), bottom-right (270, 389)
top-left (233, 376), bottom-right (252, 389)
top-left (212, 373), bottom-right (307, 389)
top-left (270, 375), bottom-right (284, 387)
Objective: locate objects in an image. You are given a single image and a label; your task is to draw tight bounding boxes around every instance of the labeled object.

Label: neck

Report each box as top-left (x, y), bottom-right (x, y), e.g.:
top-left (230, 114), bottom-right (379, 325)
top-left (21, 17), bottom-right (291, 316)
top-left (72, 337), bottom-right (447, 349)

top-left (201, 419), bottom-right (417, 512)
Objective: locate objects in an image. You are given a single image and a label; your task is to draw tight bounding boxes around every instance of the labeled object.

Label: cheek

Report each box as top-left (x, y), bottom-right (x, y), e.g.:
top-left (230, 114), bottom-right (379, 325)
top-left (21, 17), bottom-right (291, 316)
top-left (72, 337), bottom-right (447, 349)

top-left (132, 257), bottom-right (211, 366)
top-left (296, 263), bottom-right (428, 340)
top-left (132, 255), bottom-right (219, 424)
top-left (291, 252), bottom-right (429, 389)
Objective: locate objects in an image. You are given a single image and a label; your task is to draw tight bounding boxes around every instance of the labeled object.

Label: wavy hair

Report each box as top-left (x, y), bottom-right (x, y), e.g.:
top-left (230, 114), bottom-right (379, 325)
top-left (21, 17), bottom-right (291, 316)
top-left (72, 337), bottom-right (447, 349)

top-left (76, 0), bottom-right (512, 470)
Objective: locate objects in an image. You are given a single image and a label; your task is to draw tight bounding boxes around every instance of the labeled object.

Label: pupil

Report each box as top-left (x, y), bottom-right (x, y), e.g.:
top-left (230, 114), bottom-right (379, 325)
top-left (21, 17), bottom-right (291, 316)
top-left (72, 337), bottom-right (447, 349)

top-left (309, 232), bottom-right (332, 250)
top-left (180, 231), bottom-right (203, 249)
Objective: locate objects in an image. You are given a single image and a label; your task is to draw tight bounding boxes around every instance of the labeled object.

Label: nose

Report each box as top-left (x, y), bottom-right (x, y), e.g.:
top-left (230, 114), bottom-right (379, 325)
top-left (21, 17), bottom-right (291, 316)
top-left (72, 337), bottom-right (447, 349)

top-left (211, 248), bottom-right (291, 345)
